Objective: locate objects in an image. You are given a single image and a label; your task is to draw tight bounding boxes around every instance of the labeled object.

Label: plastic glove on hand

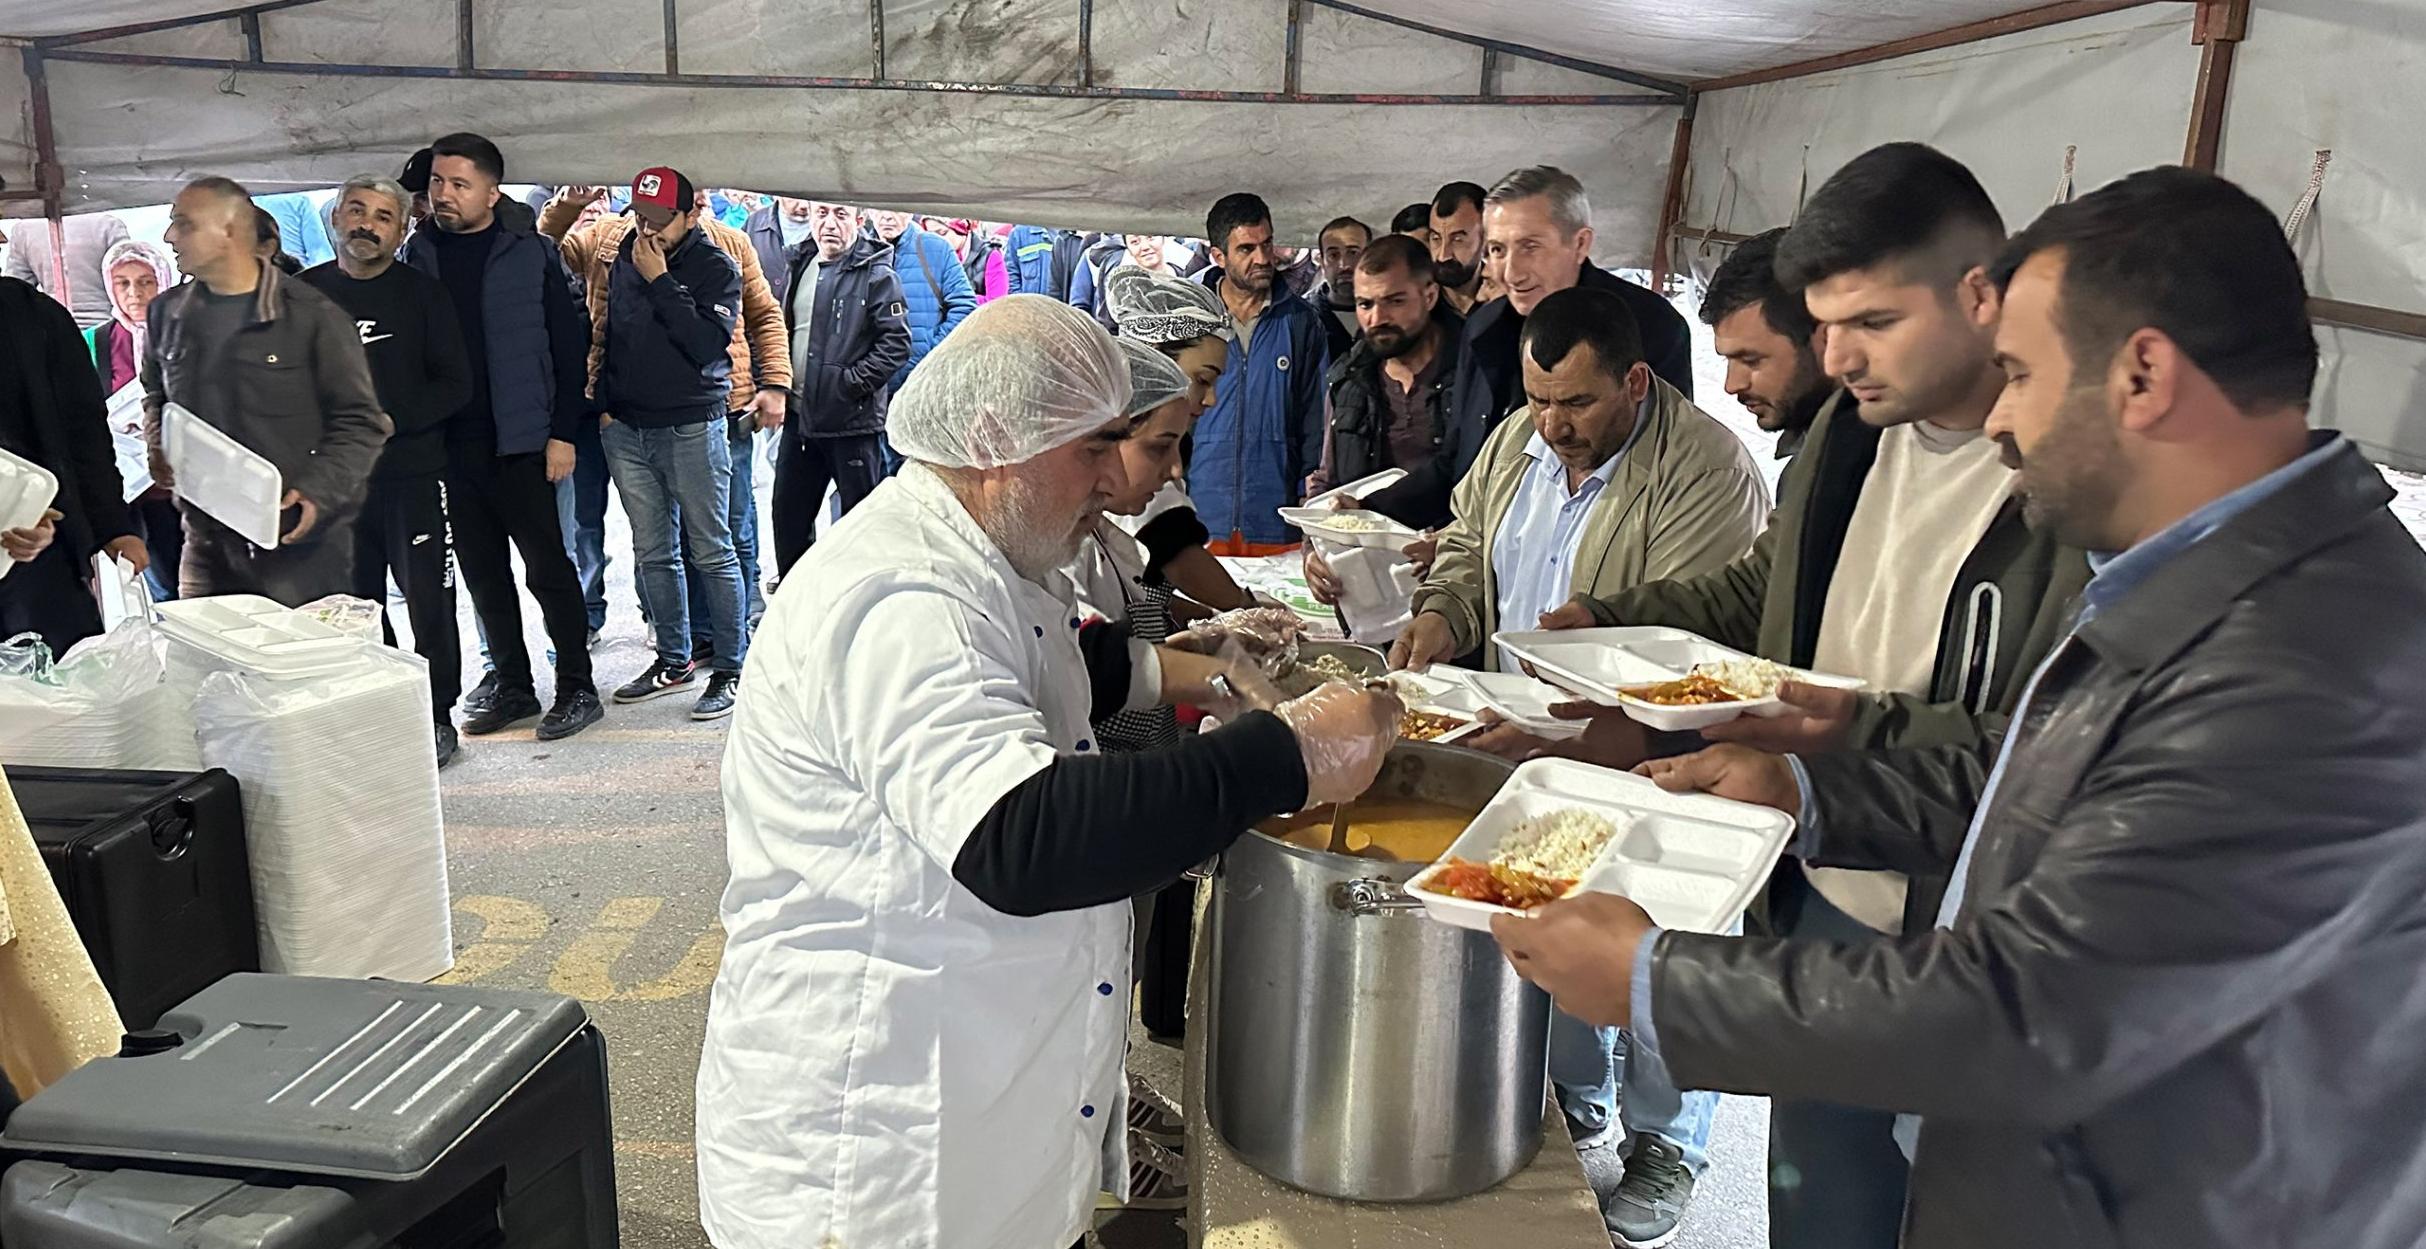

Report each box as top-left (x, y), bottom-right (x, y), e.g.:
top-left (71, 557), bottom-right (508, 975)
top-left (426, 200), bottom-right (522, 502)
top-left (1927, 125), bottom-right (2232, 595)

top-left (1275, 681), bottom-right (1405, 807)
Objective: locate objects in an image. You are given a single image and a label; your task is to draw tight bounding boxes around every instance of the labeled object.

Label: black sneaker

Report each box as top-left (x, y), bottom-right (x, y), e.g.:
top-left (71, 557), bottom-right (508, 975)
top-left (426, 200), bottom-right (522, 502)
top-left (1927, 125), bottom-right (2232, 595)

top-left (613, 658), bottom-right (697, 704)
top-left (460, 686), bottom-right (542, 735)
top-left (460, 670), bottom-right (504, 716)
top-left (1604, 1134), bottom-right (1696, 1249)
top-left (537, 687), bottom-right (604, 741)
top-left (433, 722), bottom-right (461, 769)
top-left (690, 670), bottom-right (740, 721)
top-left (691, 635), bottom-right (715, 665)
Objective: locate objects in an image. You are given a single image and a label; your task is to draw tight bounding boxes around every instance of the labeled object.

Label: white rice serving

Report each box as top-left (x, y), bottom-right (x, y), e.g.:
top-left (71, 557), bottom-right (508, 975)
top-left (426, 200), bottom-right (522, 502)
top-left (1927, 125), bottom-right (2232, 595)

top-left (1313, 511), bottom-right (1397, 532)
top-left (1692, 657), bottom-right (1797, 698)
top-left (1494, 808), bottom-right (1625, 880)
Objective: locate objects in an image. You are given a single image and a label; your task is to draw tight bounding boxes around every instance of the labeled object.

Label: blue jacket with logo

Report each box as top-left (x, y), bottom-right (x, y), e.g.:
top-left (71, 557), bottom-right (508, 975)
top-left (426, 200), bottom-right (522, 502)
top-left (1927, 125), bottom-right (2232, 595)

top-left (1191, 271), bottom-right (1331, 546)
top-left (885, 223), bottom-right (977, 392)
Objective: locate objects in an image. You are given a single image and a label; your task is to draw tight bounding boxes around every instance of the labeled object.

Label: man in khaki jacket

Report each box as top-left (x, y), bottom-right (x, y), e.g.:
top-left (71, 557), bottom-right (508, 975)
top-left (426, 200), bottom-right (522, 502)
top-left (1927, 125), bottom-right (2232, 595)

top-left (539, 184), bottom-right (791, 626)
top-left (1385, 283), bottom-right (1765, 1243)
top-left (1391, 284), bottom-right (1768, 673)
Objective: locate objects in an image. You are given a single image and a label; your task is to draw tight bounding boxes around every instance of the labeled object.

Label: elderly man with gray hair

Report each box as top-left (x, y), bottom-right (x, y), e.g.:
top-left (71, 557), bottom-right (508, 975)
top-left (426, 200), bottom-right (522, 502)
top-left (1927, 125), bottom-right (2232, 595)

top-left (298, 173), bottom-right (476, 765)
top-left (697, 294), bottom-right (1403, 1249)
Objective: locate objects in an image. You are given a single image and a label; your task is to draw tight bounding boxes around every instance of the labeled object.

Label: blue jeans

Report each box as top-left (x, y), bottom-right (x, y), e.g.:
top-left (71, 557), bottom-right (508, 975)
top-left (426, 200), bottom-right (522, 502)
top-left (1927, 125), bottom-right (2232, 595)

top-left (600, 418), bottom-right (746, 673)
top-left (683, 427), bottom-right (763, 633)
top-left (1551, 954), bottom-right (1724, 1172)
top-left (1766, 875), bottom-right (1910, 1249)
top-left (557, 419), bottom-right (610, 633)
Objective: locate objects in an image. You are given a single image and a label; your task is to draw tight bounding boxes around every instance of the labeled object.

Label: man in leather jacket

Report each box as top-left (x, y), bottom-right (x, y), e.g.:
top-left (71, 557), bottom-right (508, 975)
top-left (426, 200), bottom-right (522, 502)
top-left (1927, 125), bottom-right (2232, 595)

top-left (1492, 167), bottom-right (2426, 1249)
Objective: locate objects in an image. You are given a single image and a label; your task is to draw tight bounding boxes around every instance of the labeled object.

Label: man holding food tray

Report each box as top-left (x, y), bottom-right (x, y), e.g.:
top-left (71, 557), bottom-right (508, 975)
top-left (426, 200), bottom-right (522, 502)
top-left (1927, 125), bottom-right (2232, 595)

top-left (1497, 143), bottom-right (2093, 1249)
top-left (697, 296), bottom-right (1401, 1249)
top-left (1494, 167), bottom-right (2426, 1249)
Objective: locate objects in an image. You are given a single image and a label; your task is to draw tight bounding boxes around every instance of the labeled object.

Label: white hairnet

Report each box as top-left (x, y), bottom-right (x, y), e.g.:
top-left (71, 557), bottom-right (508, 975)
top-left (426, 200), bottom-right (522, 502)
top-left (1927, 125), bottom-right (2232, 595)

top-left (1116, 338), bottom-right (1191, 419)
top-left (1105, 265), bottom-right (1234, 347)
top-left (885, 295), bottom-right (1132, 471)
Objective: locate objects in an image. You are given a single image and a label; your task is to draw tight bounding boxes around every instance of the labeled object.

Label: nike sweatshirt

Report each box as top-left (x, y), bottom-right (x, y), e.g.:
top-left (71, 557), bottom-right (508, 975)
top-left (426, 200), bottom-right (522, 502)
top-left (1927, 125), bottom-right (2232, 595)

top-left (298, 260), bottom-right (474, 480)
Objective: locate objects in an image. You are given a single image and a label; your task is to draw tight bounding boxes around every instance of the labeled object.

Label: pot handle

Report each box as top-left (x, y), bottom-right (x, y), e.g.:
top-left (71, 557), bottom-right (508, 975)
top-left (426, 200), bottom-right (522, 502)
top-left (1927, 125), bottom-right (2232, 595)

top-left (1331, 877), bottom-right (1427, 917)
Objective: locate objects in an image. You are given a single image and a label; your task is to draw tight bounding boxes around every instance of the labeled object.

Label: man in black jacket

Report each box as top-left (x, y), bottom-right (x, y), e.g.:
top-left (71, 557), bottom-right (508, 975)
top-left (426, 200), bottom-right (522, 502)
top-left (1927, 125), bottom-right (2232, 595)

top-left (404, 132), bottom-right (601, 742)
top-left (595, 167), bottom-right (748, 722)
top-left (301, 173), bottom-right (475, 766)
top-left (145, 177), bottom-right (391, 605)
top-left (1500, 167), bottom-right (2426, 1249)
top-left (1311, 234), bottom-right (1459, 495)
top-left (770, 201), bottom-right (910, 576)
top-left (1363, 166), bottom-right (1692, 531)
top-left (0, 276), bottom-right (145, 653)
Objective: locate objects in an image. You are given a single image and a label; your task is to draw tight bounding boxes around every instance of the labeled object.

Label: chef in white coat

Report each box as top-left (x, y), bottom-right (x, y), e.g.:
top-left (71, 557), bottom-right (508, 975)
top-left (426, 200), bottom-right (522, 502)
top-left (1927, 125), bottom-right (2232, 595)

top-left (698, 295), bottom-right (1401, 1249)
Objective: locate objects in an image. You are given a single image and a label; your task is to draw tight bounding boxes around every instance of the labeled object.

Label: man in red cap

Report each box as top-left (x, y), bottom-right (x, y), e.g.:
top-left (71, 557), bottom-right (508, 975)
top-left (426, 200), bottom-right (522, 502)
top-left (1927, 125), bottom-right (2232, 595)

top-left (592, 166), bottom-right (750, 721)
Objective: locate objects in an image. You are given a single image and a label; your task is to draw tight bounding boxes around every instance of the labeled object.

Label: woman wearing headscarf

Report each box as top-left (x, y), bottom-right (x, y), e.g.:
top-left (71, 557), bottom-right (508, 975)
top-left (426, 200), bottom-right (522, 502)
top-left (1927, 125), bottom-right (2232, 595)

top-left (1100, 264), bottom-right (1257, 620)
top-left (83, 239), bottom-right (183, 599)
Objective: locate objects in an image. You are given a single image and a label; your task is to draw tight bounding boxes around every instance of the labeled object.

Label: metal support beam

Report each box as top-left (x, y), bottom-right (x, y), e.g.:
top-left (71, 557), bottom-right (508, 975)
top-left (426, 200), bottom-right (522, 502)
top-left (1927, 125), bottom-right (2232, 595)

top-left (1692, 0), bottom-right (2158, 92)
top-left (1478, 47), bottom-right (1499, 98)
top-left (1077, 0), bottom-right (1093, 90)
top-left (19, 46), bottom-right (69, 305)
top-left (870, 0), bottom-right (886, 81)
top-left (38, 47), bottom-right (1679, 107)
top-left (1650, 104), bottom-right (1695, 289)
top-left (664, 0), bottom-right (680, 75)
top-left (1283, 0), bottom-right (1303, 97)
top-left (2312, 298), bottom-right (2426, 344)
top-left (457, 0), bottom-right (475, 72)
top-left (1300, 0), bottom-right (1688, 99)
top-left (1671, 225), bottom-right (1757, 248)
top-left (240, 12), bottom-right (264, 62)
top-left (2183, 0), bottom-right (2249, 170)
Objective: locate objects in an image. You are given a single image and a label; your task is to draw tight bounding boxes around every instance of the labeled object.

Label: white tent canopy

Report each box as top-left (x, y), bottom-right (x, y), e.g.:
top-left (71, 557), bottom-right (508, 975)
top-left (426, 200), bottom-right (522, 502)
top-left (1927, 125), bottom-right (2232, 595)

top-left (1, 0), bottom-right (2420, 464)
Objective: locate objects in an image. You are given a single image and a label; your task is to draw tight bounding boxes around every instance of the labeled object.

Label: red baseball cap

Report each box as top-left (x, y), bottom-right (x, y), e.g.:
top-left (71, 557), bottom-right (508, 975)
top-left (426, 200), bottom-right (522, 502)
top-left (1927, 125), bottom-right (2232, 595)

top-left (629, 166), bottom-right (694, 225)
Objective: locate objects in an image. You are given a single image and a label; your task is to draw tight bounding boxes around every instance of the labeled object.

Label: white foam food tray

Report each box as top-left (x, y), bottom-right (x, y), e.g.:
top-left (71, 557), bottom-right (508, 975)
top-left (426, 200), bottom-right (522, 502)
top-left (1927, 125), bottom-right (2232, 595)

top-left (164, 403), bottom-right (283, 550)
top-left (1303, 467), bottom-right (1408, 510)
top-left (1433, 668), bottom-right (1590, 740)
top-left (1277, 504), bottom-right (1424, 550)
top-left (158, 594), bottom-right (364, 677)
top-left (1407, 757), bottom-right (1797, 935)
top-left (0, 446), bottom-right (61, 583)
top-left (1493, 626), bottom-right (1865, 731)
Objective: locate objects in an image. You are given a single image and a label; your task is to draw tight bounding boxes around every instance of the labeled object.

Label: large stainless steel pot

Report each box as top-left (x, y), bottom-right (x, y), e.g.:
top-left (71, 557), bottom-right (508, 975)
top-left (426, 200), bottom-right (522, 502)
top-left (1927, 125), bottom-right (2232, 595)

top-left (1209, 743), bottom-right (1549, 1202)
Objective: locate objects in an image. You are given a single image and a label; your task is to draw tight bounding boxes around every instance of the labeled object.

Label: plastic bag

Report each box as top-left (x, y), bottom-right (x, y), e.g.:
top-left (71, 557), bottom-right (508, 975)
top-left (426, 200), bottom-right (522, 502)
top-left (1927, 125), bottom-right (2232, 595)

top-left (1317, 536), bottom-right (1420, 647)
top-left (295, 593), bottom-right (383, 642)
top-left (192, 643), bottom-right (452, 982)
top-left (0, 618), bottom-right (201, 771)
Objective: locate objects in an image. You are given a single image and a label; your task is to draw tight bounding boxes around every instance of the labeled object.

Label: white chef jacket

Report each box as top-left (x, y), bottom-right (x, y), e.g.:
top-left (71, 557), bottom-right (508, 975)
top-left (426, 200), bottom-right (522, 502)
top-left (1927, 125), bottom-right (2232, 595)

top-left (698, 463), bottom-right (1134, 1249)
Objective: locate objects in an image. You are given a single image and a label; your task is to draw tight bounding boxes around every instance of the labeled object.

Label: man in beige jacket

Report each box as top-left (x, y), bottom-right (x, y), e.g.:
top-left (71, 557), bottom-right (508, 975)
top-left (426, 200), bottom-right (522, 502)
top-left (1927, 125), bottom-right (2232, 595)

top-left (1390, 284), bottom-right (1769, 673)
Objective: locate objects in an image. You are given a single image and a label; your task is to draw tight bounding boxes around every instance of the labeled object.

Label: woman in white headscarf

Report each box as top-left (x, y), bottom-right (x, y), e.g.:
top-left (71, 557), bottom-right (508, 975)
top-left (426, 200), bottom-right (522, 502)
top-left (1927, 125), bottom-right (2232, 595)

top-left (1101, 264), bottom-right (1256, 620)
top-left (85, 239), bottom-right (183, 599)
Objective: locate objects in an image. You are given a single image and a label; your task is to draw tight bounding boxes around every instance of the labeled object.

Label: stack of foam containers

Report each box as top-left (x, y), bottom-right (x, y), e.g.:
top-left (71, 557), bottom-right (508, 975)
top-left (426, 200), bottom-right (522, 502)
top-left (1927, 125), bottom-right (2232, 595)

top-left (0, 621), bottom-right (203, 772)
top-left (157, 595), bottom-right (455, 983)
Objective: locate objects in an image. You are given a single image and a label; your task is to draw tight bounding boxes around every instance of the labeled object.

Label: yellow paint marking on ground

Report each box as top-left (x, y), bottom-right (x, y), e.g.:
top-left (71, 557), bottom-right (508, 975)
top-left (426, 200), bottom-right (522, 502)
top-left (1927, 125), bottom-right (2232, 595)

top-left (550, 897), bottom-right (665, 1000)
top-left (616, 924), bottom-right (727, 1001)
top-left (614, 1139), bottom-right (698, 1160)
top-left (432, 895), bottom-right (552, 985)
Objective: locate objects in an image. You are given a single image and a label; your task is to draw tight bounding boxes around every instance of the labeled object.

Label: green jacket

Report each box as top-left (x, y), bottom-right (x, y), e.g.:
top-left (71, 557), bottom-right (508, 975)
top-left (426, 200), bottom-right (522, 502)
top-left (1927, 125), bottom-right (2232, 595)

top-left (1587, 390), bottom-right (2091, 751)
top-left (1413, 377), bottom-right (1771, 667)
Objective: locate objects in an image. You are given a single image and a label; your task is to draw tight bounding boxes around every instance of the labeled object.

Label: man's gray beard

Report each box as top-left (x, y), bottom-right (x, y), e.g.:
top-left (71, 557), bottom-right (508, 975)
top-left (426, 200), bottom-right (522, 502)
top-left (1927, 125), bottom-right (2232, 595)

top-left (981, 475), bottom-right (1087, 584)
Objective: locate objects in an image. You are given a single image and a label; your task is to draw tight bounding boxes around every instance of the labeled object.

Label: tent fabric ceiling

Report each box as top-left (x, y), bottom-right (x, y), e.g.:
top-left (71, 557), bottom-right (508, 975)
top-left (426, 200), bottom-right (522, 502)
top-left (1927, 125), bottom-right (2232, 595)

top-left (3, 0), bottom-right (2076, 80)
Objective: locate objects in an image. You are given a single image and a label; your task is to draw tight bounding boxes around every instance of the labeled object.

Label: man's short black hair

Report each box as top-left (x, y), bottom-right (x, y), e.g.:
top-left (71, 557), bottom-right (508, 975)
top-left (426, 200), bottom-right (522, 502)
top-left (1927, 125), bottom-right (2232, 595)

top-left (1521, 286), bottom-right (1645, 381)
top-left (1319, 215), bottom-right (1372, 246)
top-left (398, 147), bottom-right (433, 194)
top-left (1431, 180), bottom-right (1487, 218)
top-left (1355, 233), bottom-right (1435, 284)
top-left (1775, 142), bottom-right (2004, 291)
top-left (1991, 165), bottom-right (2317, 414)
top-left (429, 132), bottom-right (506, 184)
top-left (1700, 227), bottom-right (1818, 346)
top-left (1391, 202), bottom-right (1432, 235)
top-left (1206, 193), bottom-right (1272, 251)
top-left (251, 205), bottom-right (281, 247)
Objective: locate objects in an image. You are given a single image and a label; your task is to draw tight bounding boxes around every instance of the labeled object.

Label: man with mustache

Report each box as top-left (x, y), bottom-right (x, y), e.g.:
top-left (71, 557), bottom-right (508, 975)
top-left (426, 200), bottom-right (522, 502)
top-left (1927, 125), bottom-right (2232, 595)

top-left (300, 174), bottom-right (475, 765)
top-left (1192, 192), bottom-right (1331, 554)
top-left (1427, 180), bottom-right (1488, 315)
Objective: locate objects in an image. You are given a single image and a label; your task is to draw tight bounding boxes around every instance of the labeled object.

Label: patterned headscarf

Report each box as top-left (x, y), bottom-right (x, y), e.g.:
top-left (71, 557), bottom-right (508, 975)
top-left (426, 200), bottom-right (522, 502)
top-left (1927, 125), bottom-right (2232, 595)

top-left (1103, 264), bottom-right (1233, 347)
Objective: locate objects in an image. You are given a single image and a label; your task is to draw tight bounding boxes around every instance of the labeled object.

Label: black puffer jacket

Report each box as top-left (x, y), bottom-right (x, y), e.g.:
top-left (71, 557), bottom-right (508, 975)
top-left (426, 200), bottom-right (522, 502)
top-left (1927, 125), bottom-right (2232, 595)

top-left (0, 277), bottom-right (133, 561)
top-left (1653, 439), bottom-right (2426, 1249)
top-left (1323, 300), bottom-right (1462, 488)
top-left (784, 233), bottom-right (911, 439)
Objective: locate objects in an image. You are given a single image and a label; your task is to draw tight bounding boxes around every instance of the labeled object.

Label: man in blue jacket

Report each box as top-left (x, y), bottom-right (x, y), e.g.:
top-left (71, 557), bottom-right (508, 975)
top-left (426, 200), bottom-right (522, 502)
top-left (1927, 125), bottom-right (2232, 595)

top-left (1194, 193), bottom-right (1330, 553)
top-left (866, 210), bottom-right (975, 394)
top-left (593, 166), bottom-right (748, 722)
top-left (1005, 224), bottom-right (1084, 301)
